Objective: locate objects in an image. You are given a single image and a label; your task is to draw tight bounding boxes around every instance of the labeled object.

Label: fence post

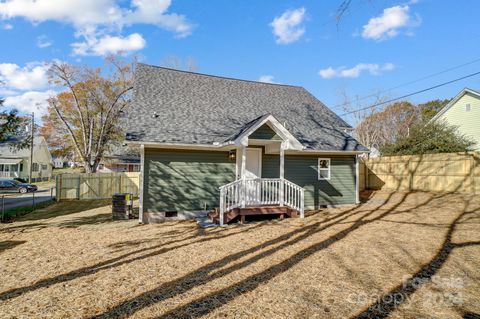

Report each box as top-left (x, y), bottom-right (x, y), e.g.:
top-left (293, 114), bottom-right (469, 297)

top-left (77, 175), bottom-right (81, 200)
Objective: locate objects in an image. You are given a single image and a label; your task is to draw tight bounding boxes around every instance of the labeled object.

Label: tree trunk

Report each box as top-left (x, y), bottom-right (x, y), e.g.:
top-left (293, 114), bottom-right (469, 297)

top-left (83, 161), bottom-right (98, 173)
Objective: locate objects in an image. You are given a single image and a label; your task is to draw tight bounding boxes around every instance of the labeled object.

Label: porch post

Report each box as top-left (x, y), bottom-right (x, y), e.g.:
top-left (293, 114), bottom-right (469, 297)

top-left (240, 145), bottom-right (247, 208)
top-left (17, 162), bottom-right (21, 178)
top-left (279, 142), bottom-right (285, 206)
top-left (355, 155), bottom-right (360, 204)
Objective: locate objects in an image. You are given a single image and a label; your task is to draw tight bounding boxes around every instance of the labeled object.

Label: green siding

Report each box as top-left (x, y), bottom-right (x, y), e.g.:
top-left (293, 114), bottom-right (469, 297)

top-left (144, 148), bottom-right (356, 212)
top-left (249, 124), bottom-right (282, 140)
top-left (144, 149), bottom-right (235, 212)
top-left (437, 92), bottom-right (480, 150)
top-left (262, 153), bottom-right (356, 208)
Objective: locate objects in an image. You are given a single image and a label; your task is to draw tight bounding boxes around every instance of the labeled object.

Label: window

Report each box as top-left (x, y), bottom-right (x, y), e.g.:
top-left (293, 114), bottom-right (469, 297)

top-left (318, 158), bottom-right (331, 180)
top-left (32, 163), bottom-right (39, 172)
top-left (41, 164), bottom-right (47, 170)
top-left (466, 104), bottom-right (471, 111)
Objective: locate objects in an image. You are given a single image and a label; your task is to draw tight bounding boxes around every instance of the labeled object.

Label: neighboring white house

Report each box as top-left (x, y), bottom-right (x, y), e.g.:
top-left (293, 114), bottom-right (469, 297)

top-left (53, 157), bottom-right (65, 168)
top-left (430, 88), bottom-right (480, 151)
top-left (0, 136), bottom-right (54, 182)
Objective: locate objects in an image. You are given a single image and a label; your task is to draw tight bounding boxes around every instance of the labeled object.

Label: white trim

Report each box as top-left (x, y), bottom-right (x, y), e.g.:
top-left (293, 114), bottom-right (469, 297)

top-left (318, 158), bottom-right (331, 180)
top-left (355, 155), bottom-right (360, 204)
top-left (285, 149), bottom-right (368, 155)
top-left (279, 142), bottom-right (285, 206)
top-left (126, 139), bottom-right (369, 155)
top-left (430, 88), bottom-right (480, 123)
top-left (139, 144), bottom-right (145, 223)
top-left (126, 141), bottom-right (234, 150)
top-left (240, 146), bottom-right (247, 180)
top-left (233, 115), bottom-right (304, 150)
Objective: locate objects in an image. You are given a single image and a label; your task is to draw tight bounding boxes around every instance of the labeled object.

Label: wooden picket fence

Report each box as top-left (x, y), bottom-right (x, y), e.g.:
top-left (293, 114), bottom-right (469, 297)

top-left (359, 152), bottom-right (480, 194)
top-left (56, 172), bottom-right (140, 200)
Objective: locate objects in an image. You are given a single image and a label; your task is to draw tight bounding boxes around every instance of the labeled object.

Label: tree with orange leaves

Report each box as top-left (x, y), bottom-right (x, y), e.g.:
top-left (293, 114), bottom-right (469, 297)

top-left (41, 57), bottom-right (133, 173)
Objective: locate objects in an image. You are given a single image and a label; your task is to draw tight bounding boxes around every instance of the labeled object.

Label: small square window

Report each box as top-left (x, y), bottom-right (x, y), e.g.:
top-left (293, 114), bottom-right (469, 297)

top-left (318, 158), bottom-right (331, 180)
top-left (466, 104), bottom-right (471, 111)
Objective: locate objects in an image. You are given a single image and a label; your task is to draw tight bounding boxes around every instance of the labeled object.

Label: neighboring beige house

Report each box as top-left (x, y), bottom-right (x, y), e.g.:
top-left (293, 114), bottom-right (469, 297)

top-left (431, 88), bottom-right (480, 151)
top-left (0, 136), bottom-right (54, 182)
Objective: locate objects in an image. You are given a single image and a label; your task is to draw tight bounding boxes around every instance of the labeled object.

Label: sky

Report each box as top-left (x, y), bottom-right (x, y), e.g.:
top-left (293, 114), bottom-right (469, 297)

top-left (0, 0), bottom-right (479, 125)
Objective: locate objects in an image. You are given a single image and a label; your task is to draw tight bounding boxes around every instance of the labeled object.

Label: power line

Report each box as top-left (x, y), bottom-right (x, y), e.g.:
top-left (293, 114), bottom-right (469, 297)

top-left (331, 56), bottom-right (480, 110)
top-left (339, 70), bottom-right (480, 117)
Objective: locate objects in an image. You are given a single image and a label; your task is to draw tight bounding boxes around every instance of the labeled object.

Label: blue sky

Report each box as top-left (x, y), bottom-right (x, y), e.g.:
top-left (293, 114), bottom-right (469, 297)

top-left (0, 0), bottom-right (479, 124)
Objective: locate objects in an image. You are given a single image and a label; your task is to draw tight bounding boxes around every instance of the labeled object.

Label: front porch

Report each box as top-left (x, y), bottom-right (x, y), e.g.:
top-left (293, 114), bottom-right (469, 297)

top-left (0, 159), bottom-right (23, 179)
top-left (214, 115), bottom-right (306, 225)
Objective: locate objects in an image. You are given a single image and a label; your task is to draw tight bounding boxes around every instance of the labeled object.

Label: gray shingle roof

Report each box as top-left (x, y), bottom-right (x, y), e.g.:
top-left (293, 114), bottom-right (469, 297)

top-left (125, 63), bottom-right (368, 152)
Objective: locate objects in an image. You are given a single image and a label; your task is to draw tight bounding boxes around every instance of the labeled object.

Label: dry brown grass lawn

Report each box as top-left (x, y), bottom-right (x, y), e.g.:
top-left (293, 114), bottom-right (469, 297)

top-left (0, 191), bottom-right (479, 319)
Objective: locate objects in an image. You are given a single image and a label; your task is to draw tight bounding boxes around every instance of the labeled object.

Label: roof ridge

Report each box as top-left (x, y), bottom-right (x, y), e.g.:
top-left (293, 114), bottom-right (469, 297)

top-left (137, 63), bottom-right (304, 89)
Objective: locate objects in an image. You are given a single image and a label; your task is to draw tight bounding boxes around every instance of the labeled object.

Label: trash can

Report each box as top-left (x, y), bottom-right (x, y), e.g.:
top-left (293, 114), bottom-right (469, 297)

top-left (112, 193), bottom-right (133, 220)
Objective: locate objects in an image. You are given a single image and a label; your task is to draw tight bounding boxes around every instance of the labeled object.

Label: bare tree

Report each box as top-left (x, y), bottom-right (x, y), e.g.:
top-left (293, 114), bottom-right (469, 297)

top-left (160, 56), bottom-right (198, 72)
top-left (44, 57), bottom-right (134, 173)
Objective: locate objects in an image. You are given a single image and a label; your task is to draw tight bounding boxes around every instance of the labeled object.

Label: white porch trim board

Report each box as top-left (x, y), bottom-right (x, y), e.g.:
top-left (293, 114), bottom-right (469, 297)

top-left (139, 144), bottom-right (145, 223)
top-left (355, 155), bottom-right (360, 204)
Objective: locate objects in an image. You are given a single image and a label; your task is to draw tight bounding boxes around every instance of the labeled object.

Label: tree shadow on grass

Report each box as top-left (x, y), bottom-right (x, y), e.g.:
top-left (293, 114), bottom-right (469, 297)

top-left (91, 157), bottom-right (480, 319)
top-left (352, 206), bottom-right (480, 319)
top-left (16, 200), bottom-right (111, 222)
top-left (90, 189), bottom-right (416, 318)
top-left (0, 240), bottom-right (26, 253)
top-left (0, 220), bottom-right (266, 302)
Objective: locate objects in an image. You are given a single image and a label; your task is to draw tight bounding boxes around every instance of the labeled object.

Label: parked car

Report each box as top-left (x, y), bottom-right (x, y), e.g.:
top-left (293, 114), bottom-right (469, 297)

top-left (0, 179), bottom-right (38, 194)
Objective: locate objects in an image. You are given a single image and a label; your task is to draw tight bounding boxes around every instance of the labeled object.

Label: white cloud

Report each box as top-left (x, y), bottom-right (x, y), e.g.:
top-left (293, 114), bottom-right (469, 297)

top-left (0, 0), bottom-right (193, 37)
top-left (36, 35), bottom-right (52, 48)
top-left (319, 63), bottom-right (395, 79)
top-left (0, 62), bottom-right (49, 90)
top-left (270, 7), bottom-right (306, 44)
top-left (362, 5), bottom-right (419, 41)
top-left (4, 90), bottom-right (55, 116)
top-left (71, 33), bottom-right (146, 56)
top-left (258, 75), bottom-right (276, 84)
top-left (2, 23), bottom-right (13, 29)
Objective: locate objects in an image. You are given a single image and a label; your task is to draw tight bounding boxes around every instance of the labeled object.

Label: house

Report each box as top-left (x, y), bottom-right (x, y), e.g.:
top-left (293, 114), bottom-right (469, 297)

top-left (430, 88), bottom-right (480, 150)
top-left (53, 157), bottom-right (65, 169)
top-left (0, 136), bottom-right (54, 182)
top-left (125, 64), bottom-right (368, 225)
top-left (98, 143), bottom-right (140, 173)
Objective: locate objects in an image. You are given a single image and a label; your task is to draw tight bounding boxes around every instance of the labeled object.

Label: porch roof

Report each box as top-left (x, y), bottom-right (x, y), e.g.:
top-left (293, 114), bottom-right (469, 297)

top-left (0, 158), bottom-right (22, 165)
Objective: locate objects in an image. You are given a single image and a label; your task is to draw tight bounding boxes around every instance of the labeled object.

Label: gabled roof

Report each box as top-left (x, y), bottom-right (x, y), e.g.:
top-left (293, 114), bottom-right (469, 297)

top-left (0, 136), bottom-right (49, 159)
top-left (226, 114), bottom-right (304, 150)
top-left (125, 63), bottom-right (368, 152)
top-left (430, 87), bottom-right (480, 122)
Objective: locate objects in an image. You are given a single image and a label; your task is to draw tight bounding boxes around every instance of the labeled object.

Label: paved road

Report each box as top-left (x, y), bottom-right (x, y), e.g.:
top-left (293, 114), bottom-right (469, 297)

top-left (1, 184), bottom-right (55, 210)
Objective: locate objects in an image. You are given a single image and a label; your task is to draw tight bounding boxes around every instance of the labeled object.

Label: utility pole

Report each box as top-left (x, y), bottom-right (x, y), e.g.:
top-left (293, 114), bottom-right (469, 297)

top-left (29, 112), bottom-right (34, 183)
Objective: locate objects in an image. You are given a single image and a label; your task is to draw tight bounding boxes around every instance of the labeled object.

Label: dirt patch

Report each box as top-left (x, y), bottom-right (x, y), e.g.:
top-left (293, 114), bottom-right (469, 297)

top-left (0, 191), bottom-right (479, 318)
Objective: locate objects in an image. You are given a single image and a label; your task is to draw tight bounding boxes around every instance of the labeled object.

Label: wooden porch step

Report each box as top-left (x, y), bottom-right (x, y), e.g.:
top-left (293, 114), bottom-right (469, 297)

top-left (208, 208), bottom-right (239, 224)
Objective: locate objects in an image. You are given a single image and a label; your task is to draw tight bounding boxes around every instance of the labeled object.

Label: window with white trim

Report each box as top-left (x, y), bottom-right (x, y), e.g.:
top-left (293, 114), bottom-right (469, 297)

top-left (318, 158), bottom-right (331, 180)
top-left (466, 104), bottom-right (471, 111)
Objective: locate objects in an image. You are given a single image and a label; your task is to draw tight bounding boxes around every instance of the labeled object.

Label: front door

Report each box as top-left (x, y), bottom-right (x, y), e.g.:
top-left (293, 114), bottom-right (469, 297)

top-left (245, 148), bottom-right (262, 204)
top-left (245, 148), bottom-right (262, 178)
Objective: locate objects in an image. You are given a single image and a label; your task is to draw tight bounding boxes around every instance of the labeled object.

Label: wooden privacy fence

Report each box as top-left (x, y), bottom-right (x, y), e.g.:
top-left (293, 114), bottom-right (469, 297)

top-left (56, 172), bottom-right (140, 200)
top-left (359, 152), bottom-right (480, 194)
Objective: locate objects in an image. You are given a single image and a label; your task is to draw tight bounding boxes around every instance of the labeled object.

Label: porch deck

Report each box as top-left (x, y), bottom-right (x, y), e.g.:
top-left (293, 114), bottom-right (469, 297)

top-left (208, 205), bottom-right (300, 224)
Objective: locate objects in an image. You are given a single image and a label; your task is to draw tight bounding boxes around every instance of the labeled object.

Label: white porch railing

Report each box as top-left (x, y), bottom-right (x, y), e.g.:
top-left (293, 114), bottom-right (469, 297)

top-left (0, 171), bottom-right (19, 178)
top-left (219, 178), bottom-right (304, 226)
